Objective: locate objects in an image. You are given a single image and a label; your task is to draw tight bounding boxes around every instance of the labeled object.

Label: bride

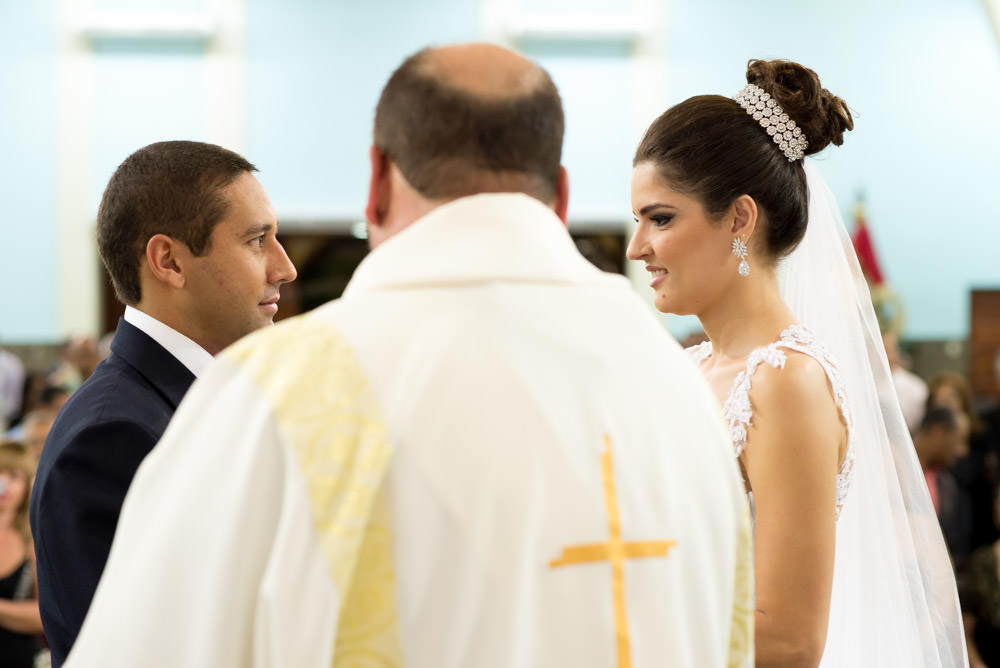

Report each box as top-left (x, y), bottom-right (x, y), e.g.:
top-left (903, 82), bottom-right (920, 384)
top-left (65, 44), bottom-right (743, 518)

top-left (627, 59), bottom-right (967, 667)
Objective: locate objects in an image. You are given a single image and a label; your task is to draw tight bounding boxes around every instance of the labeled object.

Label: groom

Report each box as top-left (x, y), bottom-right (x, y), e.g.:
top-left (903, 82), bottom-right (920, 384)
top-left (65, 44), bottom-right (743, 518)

top-left (31, 140), bottom-right (297, 668)
top-left (65, 43), bottom-right (752, 668)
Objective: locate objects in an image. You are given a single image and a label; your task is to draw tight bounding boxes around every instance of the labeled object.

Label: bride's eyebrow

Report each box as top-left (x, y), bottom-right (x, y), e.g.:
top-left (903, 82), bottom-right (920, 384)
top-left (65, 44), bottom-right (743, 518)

top-left (638, 203), bottom-right (678, 215)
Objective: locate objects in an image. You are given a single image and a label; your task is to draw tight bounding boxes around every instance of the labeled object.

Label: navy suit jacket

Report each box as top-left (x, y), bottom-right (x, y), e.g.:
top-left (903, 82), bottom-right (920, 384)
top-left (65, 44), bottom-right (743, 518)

top-left (29, 318), bottom-right (196, 667)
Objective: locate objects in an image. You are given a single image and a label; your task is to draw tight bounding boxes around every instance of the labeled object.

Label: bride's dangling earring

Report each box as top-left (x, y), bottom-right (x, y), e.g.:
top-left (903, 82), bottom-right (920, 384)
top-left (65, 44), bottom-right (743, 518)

top-left (731, 237), bottom-right (750, 276)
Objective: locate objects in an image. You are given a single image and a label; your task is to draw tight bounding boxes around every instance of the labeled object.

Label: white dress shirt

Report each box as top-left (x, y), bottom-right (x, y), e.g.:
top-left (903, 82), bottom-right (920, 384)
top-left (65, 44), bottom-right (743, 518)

top-left (123, 306), bottom-right (214, 377)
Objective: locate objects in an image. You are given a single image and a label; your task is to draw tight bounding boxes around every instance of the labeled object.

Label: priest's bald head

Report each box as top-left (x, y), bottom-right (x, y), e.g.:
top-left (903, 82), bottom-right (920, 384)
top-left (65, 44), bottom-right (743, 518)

top-left (365, 42), bottom-right (569, 248)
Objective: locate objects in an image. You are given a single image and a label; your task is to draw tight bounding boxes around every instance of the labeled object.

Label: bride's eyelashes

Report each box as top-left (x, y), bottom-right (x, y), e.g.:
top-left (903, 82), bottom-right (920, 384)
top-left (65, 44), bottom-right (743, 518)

top-left (630, 208), bottom-right (675, 227)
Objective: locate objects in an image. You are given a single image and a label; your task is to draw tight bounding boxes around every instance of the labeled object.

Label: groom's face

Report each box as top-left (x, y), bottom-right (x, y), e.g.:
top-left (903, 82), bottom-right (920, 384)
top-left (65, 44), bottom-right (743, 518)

top-left (177, 173), bottom-right (298, 354)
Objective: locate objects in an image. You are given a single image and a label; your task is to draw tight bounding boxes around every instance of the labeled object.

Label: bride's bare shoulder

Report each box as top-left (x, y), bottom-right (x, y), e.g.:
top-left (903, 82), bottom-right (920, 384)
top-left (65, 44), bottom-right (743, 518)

top-left (746, 351), bottom-right (843, 451)
top-left (756, 349), bottom-right (833, 399)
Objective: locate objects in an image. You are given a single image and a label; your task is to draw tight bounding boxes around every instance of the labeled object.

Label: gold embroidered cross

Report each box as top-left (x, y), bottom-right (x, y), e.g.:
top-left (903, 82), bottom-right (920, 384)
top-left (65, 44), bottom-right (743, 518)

top-left (549, 435), bottom-right (677, 668)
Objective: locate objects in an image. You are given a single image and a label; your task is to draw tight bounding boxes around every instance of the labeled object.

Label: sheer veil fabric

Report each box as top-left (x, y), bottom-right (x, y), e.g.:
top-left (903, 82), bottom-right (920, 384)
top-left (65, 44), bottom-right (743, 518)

top-left (779, 160), bottom-right (968, 667)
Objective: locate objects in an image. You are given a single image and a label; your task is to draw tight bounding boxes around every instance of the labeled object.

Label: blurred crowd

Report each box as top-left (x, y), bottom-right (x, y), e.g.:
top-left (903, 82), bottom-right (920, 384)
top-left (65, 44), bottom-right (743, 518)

top-left (900, 347), bottom-right (1000, 668)
top-left (0, 335), bottom-right (104, 668)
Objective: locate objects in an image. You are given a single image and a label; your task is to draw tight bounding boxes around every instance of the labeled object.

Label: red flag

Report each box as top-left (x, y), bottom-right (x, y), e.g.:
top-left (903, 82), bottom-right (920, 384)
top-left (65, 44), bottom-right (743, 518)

top-left (851, 195), bottom-right (884, 285)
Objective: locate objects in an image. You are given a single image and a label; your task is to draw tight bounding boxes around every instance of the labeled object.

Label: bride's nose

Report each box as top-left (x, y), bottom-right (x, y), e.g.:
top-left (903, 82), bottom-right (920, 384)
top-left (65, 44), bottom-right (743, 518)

top-left (626, 228), bottom-right (648, 261)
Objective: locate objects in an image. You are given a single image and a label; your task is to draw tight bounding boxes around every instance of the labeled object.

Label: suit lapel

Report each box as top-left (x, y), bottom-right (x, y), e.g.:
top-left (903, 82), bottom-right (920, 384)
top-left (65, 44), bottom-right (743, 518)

top-left (109, 318), bottom-right (196, 409)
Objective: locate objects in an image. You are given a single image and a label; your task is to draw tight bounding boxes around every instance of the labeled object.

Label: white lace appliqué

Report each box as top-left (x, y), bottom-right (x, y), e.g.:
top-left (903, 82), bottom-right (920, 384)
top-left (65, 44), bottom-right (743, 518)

top-left (686, 325), bottom-right (856, 518)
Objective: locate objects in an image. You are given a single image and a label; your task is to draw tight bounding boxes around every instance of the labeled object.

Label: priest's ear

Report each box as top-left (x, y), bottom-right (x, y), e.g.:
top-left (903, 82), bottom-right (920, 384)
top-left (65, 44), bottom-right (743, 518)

top-left (552, 166), bottom-right (569, 226)
top-left (365, 145), bottom-right (390, 229)
top-left (144, 234), bottom-right (187, 289)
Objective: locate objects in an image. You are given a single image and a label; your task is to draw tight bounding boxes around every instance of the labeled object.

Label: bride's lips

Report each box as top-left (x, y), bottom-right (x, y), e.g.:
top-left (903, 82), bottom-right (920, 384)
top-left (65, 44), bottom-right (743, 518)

top-left (646, 265), bottom-right (668, 288)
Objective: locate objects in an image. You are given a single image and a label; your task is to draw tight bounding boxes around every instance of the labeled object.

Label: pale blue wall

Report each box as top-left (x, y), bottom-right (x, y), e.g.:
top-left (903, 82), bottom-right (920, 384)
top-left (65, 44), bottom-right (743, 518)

top-left (90, 42), bottom-right (208, 209)
top-left (0, 0), bottom-right (58, 341)
top-left (2, 0), bottom-right (998, 341)
top-left (520, 41), bottom-right (635, 222)
top-left (244, 0), bottom-right (637, 222)
top-left (245, 0), bottom-right (479, 219)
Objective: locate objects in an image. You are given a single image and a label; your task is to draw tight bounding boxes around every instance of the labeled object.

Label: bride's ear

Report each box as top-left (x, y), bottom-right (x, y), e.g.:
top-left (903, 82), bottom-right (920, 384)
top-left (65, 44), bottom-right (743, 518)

top-left (730, 195), bottom-right (758, 240)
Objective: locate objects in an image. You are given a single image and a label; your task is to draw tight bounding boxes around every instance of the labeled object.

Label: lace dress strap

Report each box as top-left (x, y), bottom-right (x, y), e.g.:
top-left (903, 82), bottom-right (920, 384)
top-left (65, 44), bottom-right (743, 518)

top-left (686, 336), bottom-right (788, 457)
top-left (689, 325), bottom-right (857, 517)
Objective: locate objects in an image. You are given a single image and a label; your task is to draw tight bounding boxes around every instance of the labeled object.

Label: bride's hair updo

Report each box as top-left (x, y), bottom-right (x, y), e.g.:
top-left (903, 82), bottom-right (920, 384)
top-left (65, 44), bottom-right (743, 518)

top-left (634, 59), bottom-right (853, 259)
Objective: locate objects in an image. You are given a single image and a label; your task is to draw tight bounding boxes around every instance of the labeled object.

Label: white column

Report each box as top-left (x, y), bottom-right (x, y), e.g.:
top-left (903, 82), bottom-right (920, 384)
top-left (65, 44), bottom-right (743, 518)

top-left (986, 0), bottom-right (1000, 49)
top-left (55, 0), bottom-right (98, 337)
top-left (206, 0), bottom-right (247, 152)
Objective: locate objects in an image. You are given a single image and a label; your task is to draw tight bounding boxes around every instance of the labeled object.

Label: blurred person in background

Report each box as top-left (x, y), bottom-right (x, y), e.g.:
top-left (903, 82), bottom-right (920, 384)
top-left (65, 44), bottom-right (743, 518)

top-left (12, 374), bottom-right (49, 430)
top-left (6, 388), bottom-right (68, 445)
top-left (914, 407), bottom-right (972, 570)
top-left (960, 480), bottom-right (1000, 668)
top-left (0, 441), bottom-right (45, 668)
top-left (0, 343), bottom-right (25, 434)
top-left (45, 337), bottom-right (99, 394)
top-left (882, 331), bottom-right (928, 434)
top-left (928, 372), bottom-right (997, 553)
top-left (977, 350), bottom-right (1000, 471)
top-left (928, 372), bottom-right (985, 455)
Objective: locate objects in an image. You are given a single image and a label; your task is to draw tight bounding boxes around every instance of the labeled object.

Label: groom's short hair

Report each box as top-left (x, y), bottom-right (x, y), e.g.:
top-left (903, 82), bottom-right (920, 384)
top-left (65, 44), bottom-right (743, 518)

top-left (97, 140), bottom-right (257, 305)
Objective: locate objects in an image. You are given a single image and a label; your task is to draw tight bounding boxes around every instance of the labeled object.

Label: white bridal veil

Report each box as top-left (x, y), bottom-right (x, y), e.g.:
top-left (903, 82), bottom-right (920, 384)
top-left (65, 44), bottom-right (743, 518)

top-left (778, 160), bottom-right (968, 667)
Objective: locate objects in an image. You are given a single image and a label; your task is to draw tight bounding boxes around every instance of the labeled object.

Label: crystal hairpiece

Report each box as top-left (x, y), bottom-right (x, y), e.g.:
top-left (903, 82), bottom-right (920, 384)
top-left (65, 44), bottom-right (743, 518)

top-left (734, 83), bottom-right (808, 162)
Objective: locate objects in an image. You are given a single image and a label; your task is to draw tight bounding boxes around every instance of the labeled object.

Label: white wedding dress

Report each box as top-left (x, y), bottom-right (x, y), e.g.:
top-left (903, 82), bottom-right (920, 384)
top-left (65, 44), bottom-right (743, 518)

top-left (687, 160), bottom-right (967, 667)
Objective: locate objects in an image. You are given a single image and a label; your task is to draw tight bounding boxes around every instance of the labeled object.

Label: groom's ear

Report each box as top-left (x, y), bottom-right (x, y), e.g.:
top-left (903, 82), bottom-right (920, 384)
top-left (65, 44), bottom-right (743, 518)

top-left (730, 195), bottom-right (758, 239)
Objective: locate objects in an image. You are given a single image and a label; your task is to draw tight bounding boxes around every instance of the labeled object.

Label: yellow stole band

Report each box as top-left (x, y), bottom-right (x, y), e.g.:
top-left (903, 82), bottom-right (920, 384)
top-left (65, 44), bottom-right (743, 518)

top-left (228, 316), bottom-right (403, 667)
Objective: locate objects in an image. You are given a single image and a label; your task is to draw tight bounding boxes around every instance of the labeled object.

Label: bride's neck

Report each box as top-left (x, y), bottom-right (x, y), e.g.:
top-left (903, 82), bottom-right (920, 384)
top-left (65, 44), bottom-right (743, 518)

top-left (698, 267), bottom-right (796, 361)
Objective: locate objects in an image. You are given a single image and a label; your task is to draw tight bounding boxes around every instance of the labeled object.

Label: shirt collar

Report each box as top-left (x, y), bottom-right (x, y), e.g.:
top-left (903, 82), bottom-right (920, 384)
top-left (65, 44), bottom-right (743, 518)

top-left (123, 306), bottom-right (215, 377)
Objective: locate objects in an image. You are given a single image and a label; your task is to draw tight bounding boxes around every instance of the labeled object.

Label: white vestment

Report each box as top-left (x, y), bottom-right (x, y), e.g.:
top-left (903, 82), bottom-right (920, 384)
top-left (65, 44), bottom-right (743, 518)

top-left (66, 194), bottom-right (753, 668)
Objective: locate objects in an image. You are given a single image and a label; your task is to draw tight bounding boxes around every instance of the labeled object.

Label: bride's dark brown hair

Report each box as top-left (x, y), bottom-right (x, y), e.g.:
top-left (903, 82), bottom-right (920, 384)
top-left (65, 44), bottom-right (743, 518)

top-left (634, 59), bottom-right (853, 259)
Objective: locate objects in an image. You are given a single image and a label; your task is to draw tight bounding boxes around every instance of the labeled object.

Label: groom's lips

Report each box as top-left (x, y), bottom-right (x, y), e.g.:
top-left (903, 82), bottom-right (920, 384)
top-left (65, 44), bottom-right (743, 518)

top-left (259, 295), bottom-right (280, 314)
